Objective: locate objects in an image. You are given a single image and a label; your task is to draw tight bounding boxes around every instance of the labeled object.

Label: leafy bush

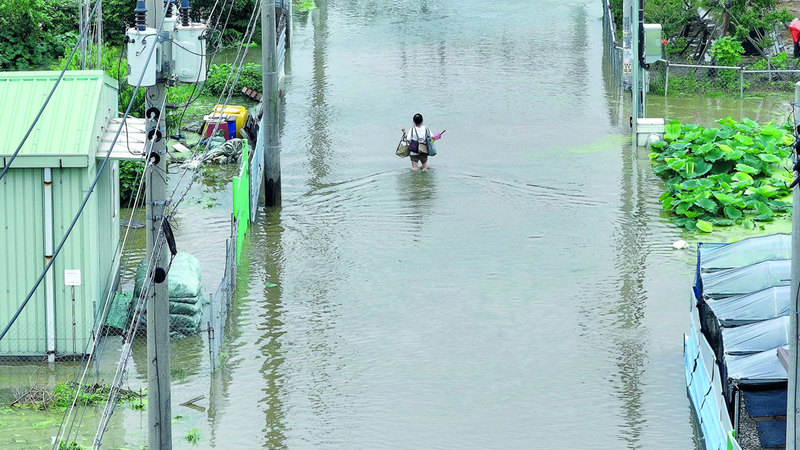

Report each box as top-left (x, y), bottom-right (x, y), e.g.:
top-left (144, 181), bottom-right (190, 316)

top-left (205, 63), bottom-right (262, 96)
top-left (296, 0), bottom-right (316, 12)
top-left (649, 117), bottom-right (793, 232)
top-left (750, 51), bottom-right (793, 70)
top-left (120, 160), bottom-right (146, 204)
top-left (710, 36), bottom-right (745, 91)
top-left (0, 0), bottom-right (77, 69)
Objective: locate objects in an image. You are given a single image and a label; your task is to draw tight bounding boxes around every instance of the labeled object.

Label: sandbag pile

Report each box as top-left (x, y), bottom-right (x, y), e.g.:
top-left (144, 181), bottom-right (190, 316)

top-left (133, 252), bottom-right (206, 335)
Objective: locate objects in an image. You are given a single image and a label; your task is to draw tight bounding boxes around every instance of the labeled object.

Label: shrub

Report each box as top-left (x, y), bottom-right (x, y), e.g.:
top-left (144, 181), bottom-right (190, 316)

top-left (0, 0), bottom-right (77, 70)
top-left (205, 63), bottom-right (262, 96)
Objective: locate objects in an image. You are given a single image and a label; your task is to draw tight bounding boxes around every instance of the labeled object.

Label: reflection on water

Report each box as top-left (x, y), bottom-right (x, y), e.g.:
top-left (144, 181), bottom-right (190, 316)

top-left (647, 93), bottom-right (793, 126)
top-left (307, 0), bottom-right (332, 185)
top-left (258, 207), bottom-right (287, 447)
top-left (401, 171), bottom-right (437, 242)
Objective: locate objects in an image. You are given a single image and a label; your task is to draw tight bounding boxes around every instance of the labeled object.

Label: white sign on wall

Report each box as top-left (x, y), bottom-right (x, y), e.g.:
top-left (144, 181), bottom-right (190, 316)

top-left (64, 269), bottom-right (82, 286)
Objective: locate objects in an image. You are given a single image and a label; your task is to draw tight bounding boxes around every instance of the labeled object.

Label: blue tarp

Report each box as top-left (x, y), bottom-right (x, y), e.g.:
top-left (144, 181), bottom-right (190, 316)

top-left (685, 310), bottom-right (741, 450)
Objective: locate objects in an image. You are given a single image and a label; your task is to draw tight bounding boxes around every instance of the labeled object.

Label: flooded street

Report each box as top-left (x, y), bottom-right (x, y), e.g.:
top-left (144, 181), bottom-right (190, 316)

top-left (210, 0), bottom-right (713, 447)
top-left (6, 1), bottom-right (800, 448)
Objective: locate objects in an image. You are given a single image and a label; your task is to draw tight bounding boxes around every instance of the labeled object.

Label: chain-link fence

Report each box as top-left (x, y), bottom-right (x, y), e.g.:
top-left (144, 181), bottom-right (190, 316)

top-left (602, 0), bottom-right (624, 86)
top-left (650, 60), bottom-right (800, 98)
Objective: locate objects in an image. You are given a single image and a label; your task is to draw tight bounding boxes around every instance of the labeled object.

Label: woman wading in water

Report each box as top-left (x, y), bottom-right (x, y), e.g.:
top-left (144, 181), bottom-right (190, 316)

top-left (402, 113), bottom-right (442, 171)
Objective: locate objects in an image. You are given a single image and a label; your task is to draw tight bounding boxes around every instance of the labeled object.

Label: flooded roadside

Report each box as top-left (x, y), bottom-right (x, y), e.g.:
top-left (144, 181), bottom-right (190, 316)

top-left (4, 1), bottom-right (800, 448)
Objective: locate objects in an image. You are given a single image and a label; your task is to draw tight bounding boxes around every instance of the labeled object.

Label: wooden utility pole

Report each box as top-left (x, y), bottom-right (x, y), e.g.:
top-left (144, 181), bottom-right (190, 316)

top-left (262, 0), bottom-right (281, 206)
top-left (145, 0), bottom-right (172, 448)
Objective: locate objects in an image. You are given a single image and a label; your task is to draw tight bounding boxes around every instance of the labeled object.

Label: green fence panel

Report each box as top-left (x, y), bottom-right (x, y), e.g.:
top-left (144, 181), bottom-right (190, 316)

top-left (233, 141), bottom-right (250, 263)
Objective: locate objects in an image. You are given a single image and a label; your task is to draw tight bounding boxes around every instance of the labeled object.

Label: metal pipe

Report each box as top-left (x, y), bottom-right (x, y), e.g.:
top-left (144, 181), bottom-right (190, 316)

top-left (43, 168), bottom-right (56, 363)
top-left (71, 286), bottom-right (76, 356)
top-left (665, 61), bottom-right (669, 97)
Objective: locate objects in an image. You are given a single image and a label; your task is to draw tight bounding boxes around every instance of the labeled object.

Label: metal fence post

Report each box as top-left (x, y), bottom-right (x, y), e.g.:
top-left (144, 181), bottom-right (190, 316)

top-left (665, 61), bottom-right (669, 97)
top-left (740, 67), bottom-right (744, 99)
top-left (768, 55), bottom-right (772, 83)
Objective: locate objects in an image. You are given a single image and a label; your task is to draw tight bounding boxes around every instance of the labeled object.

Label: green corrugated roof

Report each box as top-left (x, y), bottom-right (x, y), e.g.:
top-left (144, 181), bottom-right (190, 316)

top-left (0, 70), bottom-right (117, 160)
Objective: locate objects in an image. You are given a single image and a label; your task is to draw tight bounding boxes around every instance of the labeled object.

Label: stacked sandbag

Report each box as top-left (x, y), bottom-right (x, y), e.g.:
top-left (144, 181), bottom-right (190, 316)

top-left (133, 252), bottom-right (206, 335)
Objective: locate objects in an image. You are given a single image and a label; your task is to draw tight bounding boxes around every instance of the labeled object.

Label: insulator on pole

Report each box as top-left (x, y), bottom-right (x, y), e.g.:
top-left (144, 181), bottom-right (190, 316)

top-left (180, 0), bottom-right (191, 26)
top-left (134, 0), bottom-right (147, 31)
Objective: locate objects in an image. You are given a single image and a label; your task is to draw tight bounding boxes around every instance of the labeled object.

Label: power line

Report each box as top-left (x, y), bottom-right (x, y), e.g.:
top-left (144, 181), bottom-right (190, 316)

top-left (0, 0), bottom-right (104, 183)
top-left (0, 0), bottom-right (169, 348)
top-left (53, 1), bottom-right (264, 445)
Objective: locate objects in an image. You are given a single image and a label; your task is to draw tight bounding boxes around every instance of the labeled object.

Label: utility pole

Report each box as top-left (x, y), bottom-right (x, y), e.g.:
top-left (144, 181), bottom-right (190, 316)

top-left (631, 0), bottom-right (642, 135)
top-left (145, 0), bottom-right (171, 448)
top-left (788, 81), bottom-right (800, 450)
top-left (262, 0), bottom-right (281, 206)
top-left (622, 0), bottom-right (632, 91)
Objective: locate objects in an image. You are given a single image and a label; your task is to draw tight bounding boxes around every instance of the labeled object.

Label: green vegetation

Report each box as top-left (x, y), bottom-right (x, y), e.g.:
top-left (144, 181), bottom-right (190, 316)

top-left (58, 441), bottom-right (83, 450)
top-left (120, 160), bottom-right (146, 204)
top-left (186, 428), bottom-right (200, 445)
top-left (12, 382), bottom-right (142, 411)
top-left (0, 0), bottom-right (76, 70)
top-left (296, 0), bottom-right (316, 12)
top-left (649, 117), bottom-right (793, 232)
top-left (610, 0), bottom-right (791, 53)
top-left (709, 36), bottom-right (746, 91)
top-left (206, 63), bottom-right (263, 96)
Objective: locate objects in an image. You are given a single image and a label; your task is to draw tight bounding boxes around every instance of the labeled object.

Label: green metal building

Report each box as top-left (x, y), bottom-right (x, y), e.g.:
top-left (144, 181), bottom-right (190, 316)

top-left (0, 71), bottom-right (121, 358)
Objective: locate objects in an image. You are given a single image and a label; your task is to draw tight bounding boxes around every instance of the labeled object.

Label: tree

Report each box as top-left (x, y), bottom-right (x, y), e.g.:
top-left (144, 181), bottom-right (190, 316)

top-left (0, 0), bottom-right (76, 70)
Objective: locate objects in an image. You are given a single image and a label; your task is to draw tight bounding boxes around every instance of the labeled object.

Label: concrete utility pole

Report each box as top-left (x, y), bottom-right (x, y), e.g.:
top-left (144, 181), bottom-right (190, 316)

top-left (631, 0), bottom-right (642, 135)
top-left (145, 0), bottom-right (171, 448)
top-left (622, 0), bottom-right (632, 91)
top-left (788, 81), bottom-right (800, 450)
top-left (262, 0), bottom-right (281, 206)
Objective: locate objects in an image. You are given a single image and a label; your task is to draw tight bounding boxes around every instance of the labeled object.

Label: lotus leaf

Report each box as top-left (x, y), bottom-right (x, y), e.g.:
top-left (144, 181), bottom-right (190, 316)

top-left (735, 163), bottom-right (759, 174)
top-left (696, 220), bottom-right (713, 233)
top-left (695, 197), bottom-right (717, 212)
top-left (664, 121), bottom-right (682, 141)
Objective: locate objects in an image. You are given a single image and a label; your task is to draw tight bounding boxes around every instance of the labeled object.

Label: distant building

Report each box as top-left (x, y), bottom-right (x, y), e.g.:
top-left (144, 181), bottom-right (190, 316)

top-left (0, 70), bottom-right (129, 358)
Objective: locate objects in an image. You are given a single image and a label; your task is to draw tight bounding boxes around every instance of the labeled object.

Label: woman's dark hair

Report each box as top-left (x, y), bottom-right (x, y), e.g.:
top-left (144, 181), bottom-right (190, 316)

top-left (413, 113), bottom-right (423, 125)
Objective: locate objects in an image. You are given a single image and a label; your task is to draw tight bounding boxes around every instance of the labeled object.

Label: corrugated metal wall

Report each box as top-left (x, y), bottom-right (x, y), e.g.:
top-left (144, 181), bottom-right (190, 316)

top-left (0, 169), bottom-right (46, 355)
top-left (0, 74), bottom-right (121, 357)
top-left (51, 167), bottom-right (96, 355)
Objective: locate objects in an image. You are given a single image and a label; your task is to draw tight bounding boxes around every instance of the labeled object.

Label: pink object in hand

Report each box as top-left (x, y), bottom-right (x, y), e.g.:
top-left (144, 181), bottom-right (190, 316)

top-left (433, 133), bottom-right (442, 140)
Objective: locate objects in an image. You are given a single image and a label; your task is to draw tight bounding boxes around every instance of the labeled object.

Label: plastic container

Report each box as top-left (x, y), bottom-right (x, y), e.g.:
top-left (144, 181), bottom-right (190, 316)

top-left (203, 115), bottom-right (235, 139)
top-left (211, 105), bottom-right (248, 137)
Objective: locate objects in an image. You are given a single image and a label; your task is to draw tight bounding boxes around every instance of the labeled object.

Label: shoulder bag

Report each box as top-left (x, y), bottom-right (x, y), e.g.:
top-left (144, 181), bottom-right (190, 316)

top-left (408, 128), bottom-right (420, 153)
top-left (425, 127), bottom-right (437, 156)
top-left (396, 132), bottom-right (410, 158)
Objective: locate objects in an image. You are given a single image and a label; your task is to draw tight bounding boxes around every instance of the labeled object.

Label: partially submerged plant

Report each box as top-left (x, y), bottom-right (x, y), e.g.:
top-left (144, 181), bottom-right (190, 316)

top-left (649, 117), bottom-right (793, 232)
top-left (186, 428), bottom-right (200, 445)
